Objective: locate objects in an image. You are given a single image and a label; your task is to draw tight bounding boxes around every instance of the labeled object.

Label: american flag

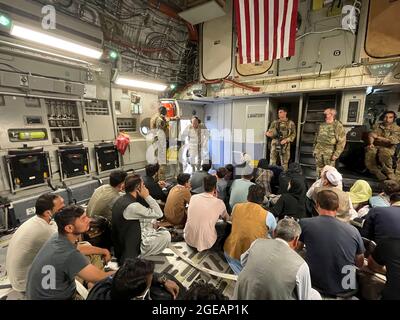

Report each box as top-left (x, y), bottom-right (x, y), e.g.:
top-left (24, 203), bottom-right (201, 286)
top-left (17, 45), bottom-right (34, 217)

top-left (234, 0), bottom-right (299, 64)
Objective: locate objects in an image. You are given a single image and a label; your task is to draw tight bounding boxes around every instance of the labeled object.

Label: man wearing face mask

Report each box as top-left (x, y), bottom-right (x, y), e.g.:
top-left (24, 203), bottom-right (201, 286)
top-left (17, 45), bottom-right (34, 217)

top-left (313, 108), bottom-right (346, 177)
top-left (6, 193), bottom-right (64, 293)
top-left (365, 111), bottom-right (400, 181)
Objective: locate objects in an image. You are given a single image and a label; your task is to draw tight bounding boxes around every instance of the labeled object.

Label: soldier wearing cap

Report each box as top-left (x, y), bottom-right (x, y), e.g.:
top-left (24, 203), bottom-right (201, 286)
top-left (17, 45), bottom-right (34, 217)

top-left (365, 110), bottom-right (400, 181)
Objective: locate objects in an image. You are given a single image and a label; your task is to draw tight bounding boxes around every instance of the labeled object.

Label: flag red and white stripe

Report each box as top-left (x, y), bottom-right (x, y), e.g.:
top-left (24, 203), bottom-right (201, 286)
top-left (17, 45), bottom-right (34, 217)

top-left (234, 0), bottom-right (299, 64)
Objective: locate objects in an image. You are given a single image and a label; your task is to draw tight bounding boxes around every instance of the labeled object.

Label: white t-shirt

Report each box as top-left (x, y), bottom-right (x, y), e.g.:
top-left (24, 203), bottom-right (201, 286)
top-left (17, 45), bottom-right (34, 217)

top-left (6, 215), bottom-right (57, 292)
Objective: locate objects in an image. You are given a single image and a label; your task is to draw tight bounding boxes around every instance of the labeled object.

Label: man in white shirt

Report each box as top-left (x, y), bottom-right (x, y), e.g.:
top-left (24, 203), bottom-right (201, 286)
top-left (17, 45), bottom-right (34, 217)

top-left (6, 193), bottom-right (64, 292)
top-left (234, 218), bottom-right (321, 300)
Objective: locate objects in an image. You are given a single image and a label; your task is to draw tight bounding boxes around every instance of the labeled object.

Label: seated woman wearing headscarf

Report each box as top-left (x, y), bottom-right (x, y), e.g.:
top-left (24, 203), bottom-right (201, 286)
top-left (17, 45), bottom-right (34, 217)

top-left (347, 180), bottom-right (372, 219)
top-left (254, 159), bottom-right (274, 196)
top-left (278, 163), bottom-right (307, 195)
top-left (270, 179), bottom-right (306, 220)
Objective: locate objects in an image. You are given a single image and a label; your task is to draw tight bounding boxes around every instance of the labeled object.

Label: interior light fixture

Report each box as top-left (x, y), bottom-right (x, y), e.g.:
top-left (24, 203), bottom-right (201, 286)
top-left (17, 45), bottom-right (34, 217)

top-left (0, 12), bottom-right (12, 29)
top-left (115, 76), bottom-right (167, 91)
top-left (109, 50), bottom-right (119, 60)
top-left (10, 23), bottom-right (103, 59)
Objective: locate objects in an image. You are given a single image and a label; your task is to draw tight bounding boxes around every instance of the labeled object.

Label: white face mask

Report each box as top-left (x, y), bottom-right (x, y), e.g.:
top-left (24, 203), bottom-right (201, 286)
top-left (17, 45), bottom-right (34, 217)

top-left (134, 287), bottom-right (151, 300)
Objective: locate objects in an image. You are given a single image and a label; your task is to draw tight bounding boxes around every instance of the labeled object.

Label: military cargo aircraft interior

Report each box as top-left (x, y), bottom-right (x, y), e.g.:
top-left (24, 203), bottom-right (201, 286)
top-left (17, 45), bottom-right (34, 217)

top-left (0, 0), bottom-right (400, 303)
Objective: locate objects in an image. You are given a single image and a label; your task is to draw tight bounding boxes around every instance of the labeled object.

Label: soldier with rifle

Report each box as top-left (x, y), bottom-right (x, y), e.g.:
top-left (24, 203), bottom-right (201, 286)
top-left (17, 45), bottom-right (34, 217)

top-left (265, 107), bottom-right (296, 171)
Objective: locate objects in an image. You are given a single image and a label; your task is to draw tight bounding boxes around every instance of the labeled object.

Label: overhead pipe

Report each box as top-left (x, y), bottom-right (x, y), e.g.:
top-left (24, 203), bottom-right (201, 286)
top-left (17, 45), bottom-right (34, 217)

top-left (0, 91), bottom-right (92, 102)
top-left (203, 79), bottom-right (261, 92)
top-left (147, 0), bottom-right (198, 42)
top-left (177, 78), bottom-right (261, 96)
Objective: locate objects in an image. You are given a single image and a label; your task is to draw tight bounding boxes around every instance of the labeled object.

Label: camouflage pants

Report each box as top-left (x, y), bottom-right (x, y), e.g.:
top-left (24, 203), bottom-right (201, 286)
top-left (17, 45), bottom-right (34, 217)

top-left (314, 150), bottom-right (336, 177)
top-left (270, 142), bottom-right (290, 171)
top-left (75, 242), bottom-right (105, 290)
top-left (365, 147), bottom-right (395, 181)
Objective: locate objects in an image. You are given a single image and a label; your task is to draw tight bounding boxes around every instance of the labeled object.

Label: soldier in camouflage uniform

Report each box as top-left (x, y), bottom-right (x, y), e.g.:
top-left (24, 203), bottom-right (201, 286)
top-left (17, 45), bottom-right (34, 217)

top-left (265, 108), bottom-right (296, 171)
top-left (313, 108), bottom-right (346, 177)
top-left (365, 111), bottom-right (400, 181)
top-left (150, 106), bottom-right (169, 180)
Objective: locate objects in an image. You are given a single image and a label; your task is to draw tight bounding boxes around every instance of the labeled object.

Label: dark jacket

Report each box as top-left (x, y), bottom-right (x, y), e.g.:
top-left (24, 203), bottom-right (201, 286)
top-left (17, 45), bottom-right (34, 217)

top-left (142, 175), bottom-right (167, 202)
top-left (361, 205), bottom-right (400, 242)
top-left (87, 273), bottom-right (185, 300)
top-left (111, 194), bottom-right (141, 264)
top-left (270, 179), bottom-right (306, 220)
top-left (278, 163), bottom-right (307, 195)
top-left (86, 276), bottom-right (113, 300)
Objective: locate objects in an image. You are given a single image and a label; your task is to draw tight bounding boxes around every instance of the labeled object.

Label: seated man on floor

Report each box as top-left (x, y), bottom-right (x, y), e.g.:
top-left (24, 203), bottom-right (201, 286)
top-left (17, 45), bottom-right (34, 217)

top-left (112, 175), bottom-right (171, 263)
top-left (216, 167), bottom-right (228, 201)
top-left (87, 258), bottom-right (180, 300)
top-left (234, 218), bottom-right (321, 300)
top-left (310, 168), bottom-right (355, 221)
top-left (184, 175), bottom-right (230, 252)
top-left (367, 237), bottom-right (400, 300)
top-left (6, 193), bottom-right (64, 293)
top-left (190, 161), bottom-right (211, 194)
top-left (86, 169), bottom-right (127, 220)
top-left (369, 179), bottom-right (400, 208)
top-left (142, 163), bottom-right (168, 203)
top-left (298, 190), bottom-right (365, 298)
top-left (164, 173), bottom-right (191, 228)
top-left (361, 192), bottom-right (400, 243)
top-left (306, 165), bottom-right (343, 198)
top-left (26, 205), bottom-right (114, 300)
top-left (224, 184), bottom-right (276, 274)
top-left (228, 165), bottom-right (255, 211)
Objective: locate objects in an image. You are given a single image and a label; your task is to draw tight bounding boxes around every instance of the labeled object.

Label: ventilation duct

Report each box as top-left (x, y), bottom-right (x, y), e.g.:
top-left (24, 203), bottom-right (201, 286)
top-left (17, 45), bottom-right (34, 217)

top-left (178, 0), bottom-right (227, 25)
